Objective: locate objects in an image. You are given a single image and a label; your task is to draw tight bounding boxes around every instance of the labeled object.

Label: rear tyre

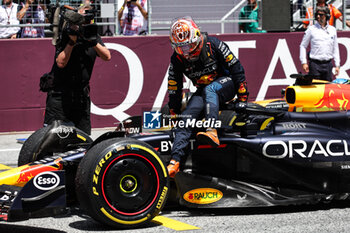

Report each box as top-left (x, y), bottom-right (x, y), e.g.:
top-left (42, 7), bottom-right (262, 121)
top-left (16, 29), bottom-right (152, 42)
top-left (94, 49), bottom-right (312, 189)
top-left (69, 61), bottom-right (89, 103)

top-left (75, 138), bottom-right (169, 228)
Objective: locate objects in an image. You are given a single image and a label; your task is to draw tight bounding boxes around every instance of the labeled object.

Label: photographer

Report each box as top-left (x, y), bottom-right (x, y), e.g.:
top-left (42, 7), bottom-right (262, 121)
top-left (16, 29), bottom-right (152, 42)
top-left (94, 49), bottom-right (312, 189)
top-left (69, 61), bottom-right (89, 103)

top-left (43, 4), bottom-right (111, 135)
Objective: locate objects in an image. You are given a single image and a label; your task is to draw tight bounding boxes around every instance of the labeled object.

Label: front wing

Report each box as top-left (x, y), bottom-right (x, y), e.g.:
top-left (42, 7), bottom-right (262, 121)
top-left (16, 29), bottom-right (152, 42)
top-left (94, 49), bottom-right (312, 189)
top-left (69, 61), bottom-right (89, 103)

top-left (0, 170), bottom-right (67, 221)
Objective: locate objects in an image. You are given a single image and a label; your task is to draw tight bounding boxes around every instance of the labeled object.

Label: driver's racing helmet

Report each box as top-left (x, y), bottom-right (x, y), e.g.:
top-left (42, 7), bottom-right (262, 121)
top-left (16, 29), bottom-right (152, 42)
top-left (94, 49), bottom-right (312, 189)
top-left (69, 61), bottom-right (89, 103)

top-left (169, 16), bottom-right (204, 62)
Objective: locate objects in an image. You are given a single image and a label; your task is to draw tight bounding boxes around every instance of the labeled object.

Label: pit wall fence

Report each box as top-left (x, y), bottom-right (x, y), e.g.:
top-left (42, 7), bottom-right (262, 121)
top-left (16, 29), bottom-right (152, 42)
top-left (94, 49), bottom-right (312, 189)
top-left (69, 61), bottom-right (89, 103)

top-left (1, 31), bottom-right (350, 132)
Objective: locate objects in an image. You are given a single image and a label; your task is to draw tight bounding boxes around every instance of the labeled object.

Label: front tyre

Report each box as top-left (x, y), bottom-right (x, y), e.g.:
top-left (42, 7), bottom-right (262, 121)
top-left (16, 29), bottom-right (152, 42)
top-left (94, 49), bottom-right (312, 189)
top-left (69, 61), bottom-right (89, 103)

top-left (18, 121), bottom-right (93, 166)
top-left (18, 126), bottom-right (50, 166)
top-left (75, 138), bottom-right (169, 228)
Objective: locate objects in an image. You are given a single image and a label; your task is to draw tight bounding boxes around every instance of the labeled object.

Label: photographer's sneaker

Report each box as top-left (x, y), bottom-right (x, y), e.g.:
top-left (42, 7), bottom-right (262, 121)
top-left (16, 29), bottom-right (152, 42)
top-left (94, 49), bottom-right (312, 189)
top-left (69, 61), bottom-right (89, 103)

top-left (167, 159), bottom-right (180, 178)
top-left (197, 128), bottom-right (220, 147)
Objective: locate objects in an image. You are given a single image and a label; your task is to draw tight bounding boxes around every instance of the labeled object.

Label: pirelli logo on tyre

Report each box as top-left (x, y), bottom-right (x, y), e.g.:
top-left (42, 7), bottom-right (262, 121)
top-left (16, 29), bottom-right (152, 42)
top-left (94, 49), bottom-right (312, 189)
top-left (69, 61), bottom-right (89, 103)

top-left (76, 138), bottom-right (172, 228)
top-left (92, 146), bottom-right (127, 194)
top-left (92, 150), bottom-right (117, 196)
top-left (183, 188), bottom-right (223, 204)
top-left (156, 186), bottom-right (168, 209)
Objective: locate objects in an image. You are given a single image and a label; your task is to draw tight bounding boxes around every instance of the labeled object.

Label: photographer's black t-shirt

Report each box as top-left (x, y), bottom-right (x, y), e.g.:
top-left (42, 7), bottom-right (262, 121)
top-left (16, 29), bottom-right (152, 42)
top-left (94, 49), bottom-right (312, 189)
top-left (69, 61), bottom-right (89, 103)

top-left (51, 33), bottom-right (104, 92)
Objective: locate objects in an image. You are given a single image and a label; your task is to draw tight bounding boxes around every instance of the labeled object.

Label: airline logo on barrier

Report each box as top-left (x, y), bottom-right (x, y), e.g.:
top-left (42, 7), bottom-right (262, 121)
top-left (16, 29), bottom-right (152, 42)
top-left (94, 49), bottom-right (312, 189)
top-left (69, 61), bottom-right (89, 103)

top-left (183, 188), bottom-right (223, 204)
top-left (91, 39), bottom-right (350, 123)
top-left (263, 139), bottom-right (350, 159)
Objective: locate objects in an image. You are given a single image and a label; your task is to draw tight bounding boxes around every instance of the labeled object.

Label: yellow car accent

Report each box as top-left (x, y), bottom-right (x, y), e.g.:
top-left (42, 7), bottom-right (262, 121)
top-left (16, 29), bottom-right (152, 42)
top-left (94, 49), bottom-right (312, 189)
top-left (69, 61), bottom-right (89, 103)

top-left (260, 117), bottom-right (274, 130)
top-left (77, 134), bottom-right (86, 141)
top-left (228, 115), bottom-right (237, 126)
top-left (100, 207), bottom-right (149, 224)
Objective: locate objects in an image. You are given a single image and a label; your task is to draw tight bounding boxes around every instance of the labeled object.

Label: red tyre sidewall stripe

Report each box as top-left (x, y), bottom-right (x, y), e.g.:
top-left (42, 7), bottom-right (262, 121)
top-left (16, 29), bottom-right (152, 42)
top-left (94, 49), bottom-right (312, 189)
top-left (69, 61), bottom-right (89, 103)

top-left (101, 153), bottom-right (160, 216)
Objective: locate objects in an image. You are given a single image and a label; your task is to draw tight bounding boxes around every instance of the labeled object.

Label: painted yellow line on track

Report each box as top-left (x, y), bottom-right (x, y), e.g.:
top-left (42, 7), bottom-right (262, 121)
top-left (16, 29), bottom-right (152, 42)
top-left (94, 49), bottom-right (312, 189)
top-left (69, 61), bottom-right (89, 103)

top-left (152, 216), bottom-right (200, 231)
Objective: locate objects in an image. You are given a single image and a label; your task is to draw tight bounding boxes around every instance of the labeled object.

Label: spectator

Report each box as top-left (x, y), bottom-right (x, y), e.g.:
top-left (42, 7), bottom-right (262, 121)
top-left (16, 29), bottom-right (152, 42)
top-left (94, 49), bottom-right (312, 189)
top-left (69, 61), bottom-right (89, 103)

top-left (166, 16), bottom-right (248, 178)
top-left (239, 0), bottom-right (266, 33)
top-left (17, 0), bottom-right (45, 38)
top-left (0, 0), bottom-right (20, 39)
top-left (296, 0), bottom-right (306, 18)
top-left (300, 6), bottom-right (340, 82)
top-left (81, 0), bottom-right (92, 5)
top-left (303, 0), bottom-right (350, 29)
top-left (43, 4), bottom-right (111, 135)
top-left (118, 0), bottom-right (148, 35)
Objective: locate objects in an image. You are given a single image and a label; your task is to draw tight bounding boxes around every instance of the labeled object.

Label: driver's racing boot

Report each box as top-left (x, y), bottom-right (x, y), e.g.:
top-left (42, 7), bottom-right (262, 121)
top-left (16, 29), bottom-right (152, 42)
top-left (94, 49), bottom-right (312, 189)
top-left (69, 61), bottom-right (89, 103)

top-left (196, 128), bottom-right (220, 147)
top-left (167, 159), bottom-right (180, 178)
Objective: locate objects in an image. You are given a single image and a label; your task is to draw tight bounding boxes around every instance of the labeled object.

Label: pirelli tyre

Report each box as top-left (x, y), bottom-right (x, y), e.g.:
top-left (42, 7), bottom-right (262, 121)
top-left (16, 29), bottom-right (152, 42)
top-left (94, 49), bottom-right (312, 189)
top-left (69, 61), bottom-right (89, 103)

top-left (18, 126), bottom-right (50, 166)
top-left (218, 110), bottom-right (238, 127)
top-left (18, 122), bottom-right (93, 166)
top-left (75, 138), bottom-right (169, 228)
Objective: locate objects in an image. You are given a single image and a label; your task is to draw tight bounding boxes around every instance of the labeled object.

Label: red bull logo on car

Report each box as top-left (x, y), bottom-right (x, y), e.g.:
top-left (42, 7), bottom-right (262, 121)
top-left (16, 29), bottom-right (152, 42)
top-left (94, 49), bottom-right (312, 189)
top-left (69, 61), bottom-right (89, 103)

top-left (0, 158), bottom-right (63, 187)
top-left (16, 158), bottom-right (63, 186)
top-left (315, 84), bottom-right (350, 111)
top-left (183, 188), bottom-right (223, 204)
top-left (285, 83), bottom-right (350, 112)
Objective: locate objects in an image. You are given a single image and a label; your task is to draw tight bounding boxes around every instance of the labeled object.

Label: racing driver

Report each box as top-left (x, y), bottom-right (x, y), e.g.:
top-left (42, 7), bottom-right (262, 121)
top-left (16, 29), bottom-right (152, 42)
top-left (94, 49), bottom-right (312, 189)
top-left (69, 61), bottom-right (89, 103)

top-left (167, 16), bottom-right (248, 178)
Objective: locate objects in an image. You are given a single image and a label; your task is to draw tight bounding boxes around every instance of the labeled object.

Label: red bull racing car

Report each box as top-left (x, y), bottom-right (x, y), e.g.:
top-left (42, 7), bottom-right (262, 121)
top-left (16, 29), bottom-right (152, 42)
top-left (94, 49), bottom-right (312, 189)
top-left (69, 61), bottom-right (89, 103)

top-left (1, 74), bottom-right (350, 228)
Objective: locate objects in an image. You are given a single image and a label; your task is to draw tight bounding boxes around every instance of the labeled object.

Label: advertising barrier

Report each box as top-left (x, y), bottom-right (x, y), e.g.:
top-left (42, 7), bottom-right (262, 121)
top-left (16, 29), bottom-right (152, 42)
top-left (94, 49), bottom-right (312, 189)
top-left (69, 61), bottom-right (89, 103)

top-left (0, 32), bottom-right (349, 132)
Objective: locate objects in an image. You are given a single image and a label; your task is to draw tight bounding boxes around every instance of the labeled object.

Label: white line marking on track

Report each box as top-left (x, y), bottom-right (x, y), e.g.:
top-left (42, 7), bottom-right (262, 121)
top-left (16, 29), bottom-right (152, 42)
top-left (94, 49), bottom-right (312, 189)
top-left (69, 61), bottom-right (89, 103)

top-left (0, 148), bottom-right (21, 152)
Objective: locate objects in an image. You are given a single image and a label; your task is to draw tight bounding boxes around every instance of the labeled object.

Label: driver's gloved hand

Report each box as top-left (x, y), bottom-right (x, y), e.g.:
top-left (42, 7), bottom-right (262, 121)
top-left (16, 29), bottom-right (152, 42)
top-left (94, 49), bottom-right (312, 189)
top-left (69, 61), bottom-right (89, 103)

top-left (235, 81), bottom-right (249, 114)
top-left (230, 101), bottom-right (247, 128)
top-left (169, 109), bottom-right (177, 119)
top-left (237, 81), bottom-right (248, 101)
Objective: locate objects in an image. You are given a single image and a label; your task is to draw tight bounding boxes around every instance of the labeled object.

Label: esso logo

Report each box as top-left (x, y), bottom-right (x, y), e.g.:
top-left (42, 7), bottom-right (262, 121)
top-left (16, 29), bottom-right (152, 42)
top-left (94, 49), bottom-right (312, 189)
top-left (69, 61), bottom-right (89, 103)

top-left (33, 172), bottom-right (60, 191)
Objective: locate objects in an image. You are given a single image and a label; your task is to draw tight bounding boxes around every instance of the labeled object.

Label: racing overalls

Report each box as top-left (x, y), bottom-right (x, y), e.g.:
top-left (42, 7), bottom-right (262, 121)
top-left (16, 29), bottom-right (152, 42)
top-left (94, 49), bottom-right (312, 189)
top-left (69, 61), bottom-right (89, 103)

top-left (168, 33), bottom-right (247, 162)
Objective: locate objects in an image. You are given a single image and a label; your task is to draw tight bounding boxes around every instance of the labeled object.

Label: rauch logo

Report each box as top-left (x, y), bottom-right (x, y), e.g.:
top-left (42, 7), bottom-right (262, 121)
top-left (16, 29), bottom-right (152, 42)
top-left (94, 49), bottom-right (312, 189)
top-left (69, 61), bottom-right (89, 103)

top-left (183, 188), bottom-right (223, 204)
